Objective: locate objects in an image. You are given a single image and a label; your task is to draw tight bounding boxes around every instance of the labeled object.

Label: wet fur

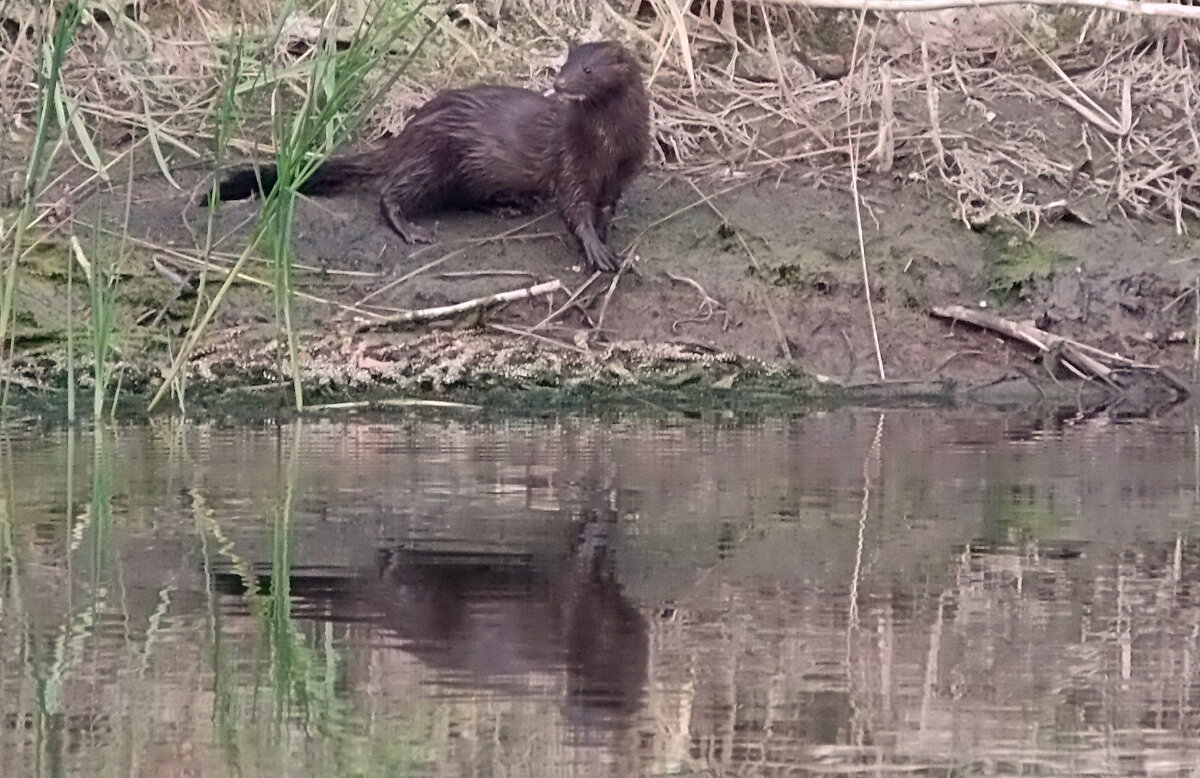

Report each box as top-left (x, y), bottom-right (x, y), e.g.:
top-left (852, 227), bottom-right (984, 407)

top-left (208, 41), bottom-right (650, 272)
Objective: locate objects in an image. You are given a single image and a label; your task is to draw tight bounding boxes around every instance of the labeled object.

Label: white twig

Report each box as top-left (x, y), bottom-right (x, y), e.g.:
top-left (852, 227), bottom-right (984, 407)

top-left (354, 280), bottom-right (562, 331)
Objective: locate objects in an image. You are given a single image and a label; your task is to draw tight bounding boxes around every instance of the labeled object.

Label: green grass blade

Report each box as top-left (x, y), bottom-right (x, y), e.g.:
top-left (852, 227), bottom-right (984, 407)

top-left (56, 91), bottom-right (109, 183)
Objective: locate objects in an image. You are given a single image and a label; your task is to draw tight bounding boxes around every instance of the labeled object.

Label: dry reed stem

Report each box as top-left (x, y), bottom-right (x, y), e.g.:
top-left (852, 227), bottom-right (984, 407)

top-left (845, 11), bottom-right (886, 380)
top-left (762, 0), bottom-right (1200, 19)
top-left (488, 322), bottom-right (591, 354)
top-left (920, 41), bottom-right (945, 164)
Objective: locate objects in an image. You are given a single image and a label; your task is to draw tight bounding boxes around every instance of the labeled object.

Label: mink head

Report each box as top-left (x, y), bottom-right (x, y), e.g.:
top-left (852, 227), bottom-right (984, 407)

top-left (553, 41), bottom-right (642, 103)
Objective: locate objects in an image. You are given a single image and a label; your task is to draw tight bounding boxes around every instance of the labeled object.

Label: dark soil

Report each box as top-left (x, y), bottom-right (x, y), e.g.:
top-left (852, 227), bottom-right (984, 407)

top-left (133, 166), bottom-right (1200, 368)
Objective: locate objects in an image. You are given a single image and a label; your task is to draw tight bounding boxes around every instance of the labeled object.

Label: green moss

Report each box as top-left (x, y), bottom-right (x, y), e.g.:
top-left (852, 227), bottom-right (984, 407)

top-left (10, 236), bottom-right (183, 347)
top-left (983, 230), bottom-right (1075, 303)
top-left (771, 263), bottom-right (807, 288)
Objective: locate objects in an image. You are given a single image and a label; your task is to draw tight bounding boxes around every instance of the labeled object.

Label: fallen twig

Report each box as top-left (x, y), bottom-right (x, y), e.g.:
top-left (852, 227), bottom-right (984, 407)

top-left (932, 304), bottom-right (1115, 381)
top-left (666, 271), bottom-right (731, 332)
top-left (930, 304), bottom-right (1189, 398)
top-left (532, 272), bottom-right (601, 331)
top-left (437, 270), bottom-right (539, 280)
top-left (354, 279), bottom-right (562, 332)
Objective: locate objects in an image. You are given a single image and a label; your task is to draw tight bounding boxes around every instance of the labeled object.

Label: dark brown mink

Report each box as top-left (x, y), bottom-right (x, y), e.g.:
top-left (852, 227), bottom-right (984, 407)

top-left (208, 41), bottom-right (650, 272)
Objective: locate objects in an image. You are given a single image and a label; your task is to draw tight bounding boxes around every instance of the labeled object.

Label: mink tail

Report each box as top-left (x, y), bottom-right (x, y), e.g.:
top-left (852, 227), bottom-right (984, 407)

top-left (202, 151), bottom-right (380, 205)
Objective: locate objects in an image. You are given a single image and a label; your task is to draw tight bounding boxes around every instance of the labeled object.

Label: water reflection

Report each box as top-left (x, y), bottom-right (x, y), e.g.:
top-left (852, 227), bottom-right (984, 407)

top-left (0, 410), bottom-right (1199, 776)
top-left (212, 517), bottom-right (649, 744)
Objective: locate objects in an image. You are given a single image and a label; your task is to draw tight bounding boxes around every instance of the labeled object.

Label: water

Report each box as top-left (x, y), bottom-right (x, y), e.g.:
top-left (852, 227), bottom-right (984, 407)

top-left (2, 409), bottom-right (1199, 777)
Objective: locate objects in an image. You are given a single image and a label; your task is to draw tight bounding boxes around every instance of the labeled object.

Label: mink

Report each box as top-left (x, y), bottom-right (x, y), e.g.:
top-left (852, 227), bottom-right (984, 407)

top-left (210, 41), bottom-right (650, 272)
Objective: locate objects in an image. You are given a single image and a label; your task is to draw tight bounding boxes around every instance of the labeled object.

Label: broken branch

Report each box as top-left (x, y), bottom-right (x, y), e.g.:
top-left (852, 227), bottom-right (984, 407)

top-left (354, 280), bottom-right (563, 332)
top-left (931, 304), bottom-right (1117, 383)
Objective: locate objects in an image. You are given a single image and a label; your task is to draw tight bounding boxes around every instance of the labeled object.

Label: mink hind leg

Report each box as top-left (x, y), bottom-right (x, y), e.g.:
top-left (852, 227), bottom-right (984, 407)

top-left (594, 203), bottom-right (616, 243)
top-left (378, 170), bottom-right (444, 245)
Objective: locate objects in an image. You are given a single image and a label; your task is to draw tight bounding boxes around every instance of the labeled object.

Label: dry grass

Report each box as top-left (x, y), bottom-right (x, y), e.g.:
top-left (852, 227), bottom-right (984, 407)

top-left (1, 2), bottom-right (1198, 238)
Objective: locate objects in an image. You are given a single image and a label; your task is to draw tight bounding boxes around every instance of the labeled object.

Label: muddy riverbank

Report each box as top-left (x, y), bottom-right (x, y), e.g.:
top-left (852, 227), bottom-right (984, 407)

top-left (3, 165), bottom-right (1192, 418)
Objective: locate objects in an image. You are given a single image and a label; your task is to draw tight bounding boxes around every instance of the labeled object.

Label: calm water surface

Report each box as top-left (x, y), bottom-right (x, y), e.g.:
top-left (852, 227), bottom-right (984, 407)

top-left (2, 409), bottom-right (1199, 777)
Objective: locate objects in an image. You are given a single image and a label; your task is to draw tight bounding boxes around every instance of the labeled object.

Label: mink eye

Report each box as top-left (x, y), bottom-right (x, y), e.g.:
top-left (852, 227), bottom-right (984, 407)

top-left (582, 66), bottom-right (592, 75)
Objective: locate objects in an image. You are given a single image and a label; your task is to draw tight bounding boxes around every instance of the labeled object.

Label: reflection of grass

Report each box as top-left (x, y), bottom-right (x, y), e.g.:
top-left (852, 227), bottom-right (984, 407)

top-left (0, 427), bottom-right (192, 778)
top-left (980, 483), bottom-right (1062, 542)
top-left (0, 440), bottom-right (26, 748)
top-left (22, 429), bottom-right (115, 778)
top-left (269, 419), bottom-right (299, 729)
top-left (198, 421), bottom-right (419, 775)
top-left (3, 421), bottom-right (423, 776)
top-left (88, 428), bottom-right (113, 587)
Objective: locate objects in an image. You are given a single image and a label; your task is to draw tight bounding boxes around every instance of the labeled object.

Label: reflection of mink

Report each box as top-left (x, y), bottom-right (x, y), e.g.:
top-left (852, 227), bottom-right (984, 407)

top-left (210, 41), bottom-right (650, 271)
